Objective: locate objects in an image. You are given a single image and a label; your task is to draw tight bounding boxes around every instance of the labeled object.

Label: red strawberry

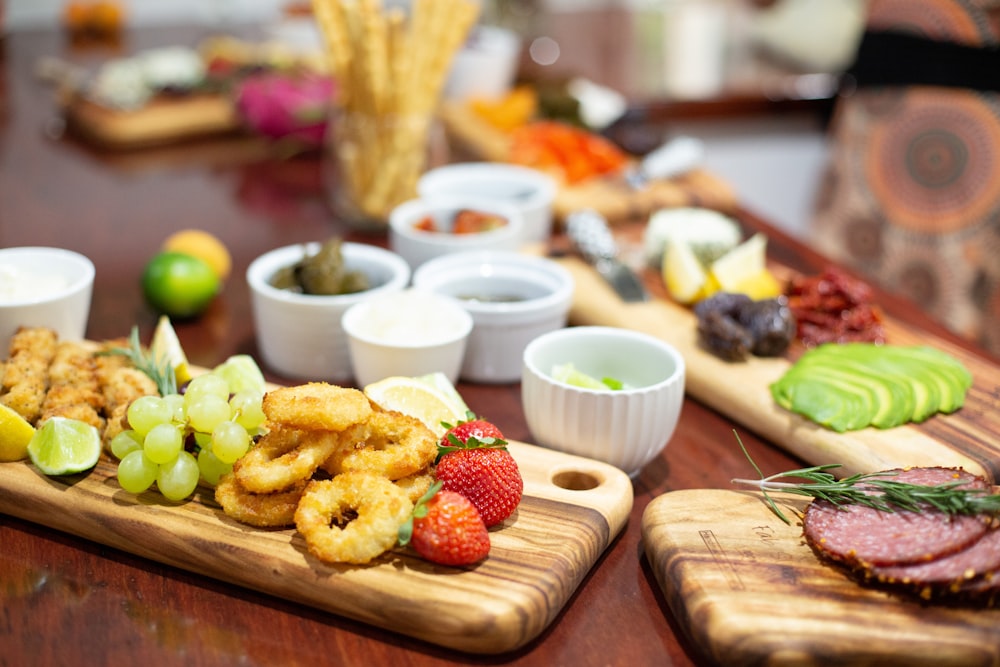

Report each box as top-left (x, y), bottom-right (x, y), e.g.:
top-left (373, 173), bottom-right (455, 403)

top-left (436, 415), bottom-right (523, 527)
top-left (398, 482), bottom-right (490, 566)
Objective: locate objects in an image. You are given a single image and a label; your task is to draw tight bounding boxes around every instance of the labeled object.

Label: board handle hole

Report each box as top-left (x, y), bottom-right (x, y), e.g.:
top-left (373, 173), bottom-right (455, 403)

top-left (552, 470), bottom-right (601, 491)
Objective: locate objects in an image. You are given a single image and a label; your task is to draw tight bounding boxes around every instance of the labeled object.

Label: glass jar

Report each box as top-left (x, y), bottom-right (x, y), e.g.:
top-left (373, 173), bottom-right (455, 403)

top-left (326, 109), bottom-right (447, 231)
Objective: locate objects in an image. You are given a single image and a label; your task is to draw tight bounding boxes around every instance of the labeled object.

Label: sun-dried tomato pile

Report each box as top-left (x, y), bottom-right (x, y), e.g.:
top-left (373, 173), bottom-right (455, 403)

top-left (784, 266), bottom-right (886, 346)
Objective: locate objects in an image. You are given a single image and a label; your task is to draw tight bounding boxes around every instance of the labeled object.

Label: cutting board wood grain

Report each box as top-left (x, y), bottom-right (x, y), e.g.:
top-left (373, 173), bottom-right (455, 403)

top-left (0, 440), bottom-right (632, 654)
top-left (642, 489), bottom-right (1000, 666)
top-left (557, 254), bottom-right (1000, 481)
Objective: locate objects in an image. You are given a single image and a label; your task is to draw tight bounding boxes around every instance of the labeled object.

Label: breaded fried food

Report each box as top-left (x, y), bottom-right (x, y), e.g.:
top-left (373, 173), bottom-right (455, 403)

top-left (38, 341), bottom-right (105, 431)
top-left (262, 382), bottom-right (373, 431)
top-left (94, 342), bottom-right (158, 445)
top-left (0, 326), bottom-right (58, 423)
top-left (322, 409), bottom-right (437, 481)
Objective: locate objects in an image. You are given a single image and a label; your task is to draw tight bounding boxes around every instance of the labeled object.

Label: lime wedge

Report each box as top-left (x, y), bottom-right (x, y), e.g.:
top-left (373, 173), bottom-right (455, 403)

top-left (0, 403), bottom-right (36, 462)
top-left (552, 363), bottom-right (619, 390)
top-left (27, 417), bottom-right (101, 476)
top-left (213, 354), bottom-right (267, 394)
top-left (150, 315), bottom-right (192, 386)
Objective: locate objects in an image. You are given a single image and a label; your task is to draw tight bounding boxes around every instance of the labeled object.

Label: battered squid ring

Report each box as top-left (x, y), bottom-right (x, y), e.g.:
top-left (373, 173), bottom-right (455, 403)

top-left (262, 382), bottom-right (373, 431)
top-left (322, 410), bottom-right (437, 481)
top-left (215, 473), bottom-right (305, 528)
top-left (294, 472), bottom-right (414, 565)
top-left (394, 469), bottom-right (435, 504)
top-left (234, 426), bottom-right (345, 494)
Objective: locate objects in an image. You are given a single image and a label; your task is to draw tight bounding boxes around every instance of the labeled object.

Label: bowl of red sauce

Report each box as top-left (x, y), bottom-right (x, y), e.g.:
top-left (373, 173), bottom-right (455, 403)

top-left (387, 195), bottom-right (524, 270)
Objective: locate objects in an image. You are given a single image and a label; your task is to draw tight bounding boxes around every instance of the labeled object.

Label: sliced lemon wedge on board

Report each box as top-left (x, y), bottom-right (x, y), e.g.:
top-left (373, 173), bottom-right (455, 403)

top-left (364, 375), bottom-right (469, 437)
top-left (0, 404), bottom-right (36, 462)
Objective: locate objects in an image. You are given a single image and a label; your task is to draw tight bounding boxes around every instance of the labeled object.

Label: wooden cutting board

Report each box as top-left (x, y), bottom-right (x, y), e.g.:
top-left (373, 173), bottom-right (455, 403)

top-left (556, 254), bottom-right (1000, 482)
top-left (0, 439), bottom-right (632, 654)
top-left (439, 102), bottom-right (739, 225)
top-left (642, 489), bottom-right (1000, 666)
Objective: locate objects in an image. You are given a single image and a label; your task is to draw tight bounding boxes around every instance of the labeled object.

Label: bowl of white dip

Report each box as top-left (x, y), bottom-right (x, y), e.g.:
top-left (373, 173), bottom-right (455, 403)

top-left (0, 247), bottom-right (95, 352)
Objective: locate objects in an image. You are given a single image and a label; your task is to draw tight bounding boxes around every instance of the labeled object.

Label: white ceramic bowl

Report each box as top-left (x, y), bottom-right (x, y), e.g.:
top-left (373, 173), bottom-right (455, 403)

top-left (412, 250), bottom-right (574, 384)
top-left (246, 242), bottom-right (410, 381)
top-left (521, 326), bottom-right (686, 477)
top-left (341, 288), bottom-right (473, 387)
top-left (418, 163), bottom-right (556, 244)
top-left (0, 247), bottom-right (94, 351)
top-left (388, 195), bottom-right (525, 270)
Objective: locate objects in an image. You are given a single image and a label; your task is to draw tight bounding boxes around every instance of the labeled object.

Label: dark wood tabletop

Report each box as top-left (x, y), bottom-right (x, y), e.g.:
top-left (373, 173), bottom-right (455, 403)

top-left (0, 23), bottom-right (991, 667)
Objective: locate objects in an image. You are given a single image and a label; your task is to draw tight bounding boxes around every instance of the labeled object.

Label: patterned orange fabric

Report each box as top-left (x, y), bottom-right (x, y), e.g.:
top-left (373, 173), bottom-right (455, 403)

top-left (811, 0), bottom-right (1000, 355)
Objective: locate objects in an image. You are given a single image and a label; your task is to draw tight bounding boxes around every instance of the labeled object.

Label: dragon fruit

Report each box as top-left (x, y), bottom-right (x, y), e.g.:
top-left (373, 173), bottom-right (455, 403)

top-left (235, 71), bottom-right (336, 147)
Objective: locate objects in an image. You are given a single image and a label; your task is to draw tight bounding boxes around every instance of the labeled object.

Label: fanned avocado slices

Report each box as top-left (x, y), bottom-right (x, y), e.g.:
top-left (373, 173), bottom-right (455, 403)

top-left (770, 343), bottom-right (973, 432)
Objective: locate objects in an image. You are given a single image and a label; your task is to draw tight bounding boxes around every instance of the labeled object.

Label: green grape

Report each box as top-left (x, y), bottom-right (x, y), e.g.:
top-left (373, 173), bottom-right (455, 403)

top-left (230, 390), bottom-right (266, 431)
top-left (211, 420), bottom-right (250, 464)
top-left (186, 394), bottom-right (231, 433)
top-left (184, 373), bottom-right (231, 403)
top-left (192, 431), bottom-right (212, 451)
top-left (117, 449), bottom-right (159, 494)
top-left (162, 393), bottom-right (186, 423)
top-left (197, 447), bottom-right (232, 487)
top-left (157, 450), bottom-right (200, 501)
top-left (127, 395), bottom-right (172, 437)
top-left (143, 423), bottom-right (184, 465)
top-left (109, 429), bottom-right (143, 460)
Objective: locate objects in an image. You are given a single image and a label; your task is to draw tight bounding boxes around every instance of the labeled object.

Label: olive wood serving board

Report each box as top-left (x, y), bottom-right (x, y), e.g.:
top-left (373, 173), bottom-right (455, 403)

top-left (642, 489), bottom-right (1000, 666)
top-left (556, 255), bottom-right (1000, 481)
top-left (0, 439), bottom-right (632, 654)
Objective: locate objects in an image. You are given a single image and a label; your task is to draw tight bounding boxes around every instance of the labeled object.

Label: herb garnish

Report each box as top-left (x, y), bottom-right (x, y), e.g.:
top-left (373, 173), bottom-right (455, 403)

top-left (729, 431), bottom-right (1000, 525)
top-left (98, 325), bottom-right (176, 396)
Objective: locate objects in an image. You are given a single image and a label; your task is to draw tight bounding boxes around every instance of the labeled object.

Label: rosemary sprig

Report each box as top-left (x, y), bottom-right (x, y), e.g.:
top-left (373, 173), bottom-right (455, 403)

top-left (730, 431), bottom-right (1000, 525)
top-left (98, 325), bottom-right (177, 396)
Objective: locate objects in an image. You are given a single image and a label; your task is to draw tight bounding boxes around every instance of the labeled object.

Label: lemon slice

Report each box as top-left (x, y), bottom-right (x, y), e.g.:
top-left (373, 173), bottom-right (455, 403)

top-left (662, 238), bottom-right (707, 304)
top-left (27, 417), bottom-right (102, 476)
top-left (150, 315), bottom-right (192, 386)
top-left (731, 268), bottom-right (783, 300)
top-left (213, 354), bottom-right (267, 394)
top-left (0, 404), bottom-right (36, 462)
top-left (710, 232), bottom-right (768, 292)
top-left (363, 375), bottom-right (468, 437)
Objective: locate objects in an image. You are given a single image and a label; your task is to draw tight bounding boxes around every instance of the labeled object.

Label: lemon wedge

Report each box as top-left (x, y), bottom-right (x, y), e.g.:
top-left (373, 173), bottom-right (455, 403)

top-left (363, 375), bottom-right (469, 437)
top-left (662, 238), bottom-right (708, 304)
top-left (0, 403), bottom-right (36, 462)
top-left (27, 417), bottom-right (101, 476)
top-left (150, 315), bottom-right (192, 386)
top-left (731, 268), bottom-right (783, 300)
top-left (709, 232), bottom-right (768, 292)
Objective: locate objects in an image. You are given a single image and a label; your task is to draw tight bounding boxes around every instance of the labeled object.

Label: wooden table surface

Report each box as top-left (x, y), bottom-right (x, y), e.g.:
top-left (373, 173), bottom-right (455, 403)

top-left (0, 24), bottom-right (993, 667)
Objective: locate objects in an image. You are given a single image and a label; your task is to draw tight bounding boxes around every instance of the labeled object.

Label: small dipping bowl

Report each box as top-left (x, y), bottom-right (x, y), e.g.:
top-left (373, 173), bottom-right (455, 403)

top-left (521, 326), bottom-right (686, 477)
top-left (342, 288), bottom-right (473, 387)
top-left (418, 163), bottom-right (556, 244)
top-left (0, 247), bottom-right (94, 351)
top-left (389, 195), bottom-right (525, 270)
top-left (413, 250), bottom-right (574, 384)
top-left (246, 242), bottom-right (411, 381)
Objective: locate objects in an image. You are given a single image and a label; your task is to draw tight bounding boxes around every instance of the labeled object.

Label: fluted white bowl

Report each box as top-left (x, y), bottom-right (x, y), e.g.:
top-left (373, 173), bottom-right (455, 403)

top-left (412, 250), bottom-right (574, 384)
top-left (246, 242), bottom-right (410, 381)
top-left (388, 195), bottom-right (525, 270)
top-left (0, 247), bottom-right (94, 352)
top-left (418, 162), bottom-right (556, 244)
top-left (521, 326), bottom-right (686, 476)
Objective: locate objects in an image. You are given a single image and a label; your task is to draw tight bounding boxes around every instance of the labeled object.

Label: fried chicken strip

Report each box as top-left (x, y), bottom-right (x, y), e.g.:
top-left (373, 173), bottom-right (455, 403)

top-left (0, 326), bottom-right (58, 423)
top-left (38, 340), bottom-right (106, 431)
top-left (94, 342), bottom-right (158, 446)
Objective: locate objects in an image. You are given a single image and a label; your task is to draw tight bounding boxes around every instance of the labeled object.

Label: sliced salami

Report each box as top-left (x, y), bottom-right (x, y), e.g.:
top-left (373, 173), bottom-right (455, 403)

top-left (868, 528), bottom-right (1000, 597)
top-left (803, 467), bottom-right (991, 568)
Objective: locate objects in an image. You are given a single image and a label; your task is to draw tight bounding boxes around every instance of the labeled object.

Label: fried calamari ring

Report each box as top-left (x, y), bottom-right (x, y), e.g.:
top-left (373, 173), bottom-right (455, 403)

top-left (394, 469), bottom-right (435, 504)
top-left (234, 426), bottom-right (346, 494)
top-left (294, 472), bottom-right (414, 565)
top-left (215, 474), bottom-right (305, 528)
top-left (322, 410), bottom-right (437, 481)
top-left (262, 382), bottom-right (373, 431)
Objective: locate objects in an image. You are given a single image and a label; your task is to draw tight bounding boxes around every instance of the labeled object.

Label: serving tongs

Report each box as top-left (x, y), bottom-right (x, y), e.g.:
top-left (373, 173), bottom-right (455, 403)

top-left (566, 210), bottom-right (649, 303)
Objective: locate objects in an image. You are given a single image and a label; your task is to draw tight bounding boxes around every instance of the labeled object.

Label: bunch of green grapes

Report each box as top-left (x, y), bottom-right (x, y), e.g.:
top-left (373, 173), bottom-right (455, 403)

top-left (111, 373), bottom-right (266, 502)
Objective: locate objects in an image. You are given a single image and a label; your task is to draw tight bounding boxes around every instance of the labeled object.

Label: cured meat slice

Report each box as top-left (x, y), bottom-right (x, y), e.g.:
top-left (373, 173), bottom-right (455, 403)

top-left (868, 528), bottom-right (1000, 598)
top-left (803, 467), bottom-right (991, 568)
